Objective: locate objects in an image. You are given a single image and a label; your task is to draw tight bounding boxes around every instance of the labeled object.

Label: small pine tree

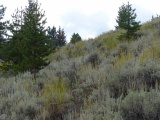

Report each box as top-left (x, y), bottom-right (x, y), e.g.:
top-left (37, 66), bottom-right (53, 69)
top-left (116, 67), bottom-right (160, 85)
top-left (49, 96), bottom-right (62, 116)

top-left (1, 0), bottom-right (54, 78)
top-left (116, 2), bottom-right (141, 40)
top-left (70, 33), bottom-right (82, 44)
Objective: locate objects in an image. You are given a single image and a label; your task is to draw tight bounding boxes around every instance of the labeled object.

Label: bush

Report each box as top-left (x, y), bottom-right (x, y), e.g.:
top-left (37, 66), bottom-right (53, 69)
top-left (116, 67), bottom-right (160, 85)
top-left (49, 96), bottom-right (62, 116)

top-left (85, 52), bottom-right (101, 68)
top-left (121, 90), bottom-right (160, 120)
top-left (106, 56), bottom-right (160, 98)
top-left (136, 60), bottom-right (160, 91)
top-left (41, 79), bottom-right (71, 119)
top-left (15, 99), bottom-right (39, 120)
top-left (121, 91), bottom-right (144, 120)
top-left (67, 89), bottom-right (123, 120)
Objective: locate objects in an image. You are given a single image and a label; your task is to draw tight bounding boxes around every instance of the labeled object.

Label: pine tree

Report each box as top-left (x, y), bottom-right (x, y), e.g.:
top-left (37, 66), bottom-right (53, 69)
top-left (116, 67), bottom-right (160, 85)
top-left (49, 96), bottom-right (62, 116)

top-left (48, 26), bottom-right (56, 46)
top-left (56, 26), bottom-right (66, 47)
top-left (70, 33), bottom-right (82, 44)
top-left (48, 26), bottom-right (66, 47)
top-left (116, 2), bottom-right (141, 40)
top-left (0, 5), bottom-right (8, 45)
top-left (0, 5), bottom-right (9, 61)
top-left (0, 7), bottom-right (24, 72)
top-left (1, 0), bottom-right (53, 78)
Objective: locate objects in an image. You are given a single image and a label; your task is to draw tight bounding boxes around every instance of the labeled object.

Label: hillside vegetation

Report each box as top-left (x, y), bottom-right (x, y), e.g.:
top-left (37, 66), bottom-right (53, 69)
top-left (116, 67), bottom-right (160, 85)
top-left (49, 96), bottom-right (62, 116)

top-left (1, 17), bottom-right (160, 120)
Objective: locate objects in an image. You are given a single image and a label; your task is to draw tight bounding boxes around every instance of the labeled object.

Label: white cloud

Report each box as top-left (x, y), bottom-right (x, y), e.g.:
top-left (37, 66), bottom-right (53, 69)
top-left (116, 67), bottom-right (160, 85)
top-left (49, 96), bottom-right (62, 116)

top-left (61, 10), bottom-right (109, 40)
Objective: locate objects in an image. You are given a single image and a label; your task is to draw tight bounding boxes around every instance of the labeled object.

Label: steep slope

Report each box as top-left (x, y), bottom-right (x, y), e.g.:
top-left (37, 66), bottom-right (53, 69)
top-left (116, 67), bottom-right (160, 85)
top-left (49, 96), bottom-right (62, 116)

top-left (1, 17), bottom-right (160, 120)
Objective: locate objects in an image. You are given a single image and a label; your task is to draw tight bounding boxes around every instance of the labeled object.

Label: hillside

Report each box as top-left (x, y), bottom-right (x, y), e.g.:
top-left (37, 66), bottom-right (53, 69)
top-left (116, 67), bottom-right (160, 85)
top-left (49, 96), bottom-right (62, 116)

top-left (1, 17), bottom-right (160, 120)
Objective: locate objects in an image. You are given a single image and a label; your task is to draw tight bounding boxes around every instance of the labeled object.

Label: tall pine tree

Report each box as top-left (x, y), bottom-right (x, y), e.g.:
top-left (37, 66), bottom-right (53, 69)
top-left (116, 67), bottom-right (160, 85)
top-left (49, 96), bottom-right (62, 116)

top-left (116, 2), bottom-right (141, 40)
top-left (1, 0), bottom-right (53, 78)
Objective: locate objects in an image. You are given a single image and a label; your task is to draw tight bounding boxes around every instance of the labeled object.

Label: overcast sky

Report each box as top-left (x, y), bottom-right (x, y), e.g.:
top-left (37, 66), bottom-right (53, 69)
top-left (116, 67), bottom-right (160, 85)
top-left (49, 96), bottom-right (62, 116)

top-left (1, 0), bottom-right (160, 42)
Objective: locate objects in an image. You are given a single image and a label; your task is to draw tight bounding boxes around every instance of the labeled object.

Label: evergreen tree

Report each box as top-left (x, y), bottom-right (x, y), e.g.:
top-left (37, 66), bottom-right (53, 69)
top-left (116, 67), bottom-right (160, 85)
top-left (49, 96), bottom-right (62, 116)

top-left (0, 5), bottom-right (9, 61)
top-left (1, 0), bottom-right (53, 78)
top-left (48, 26), bottom-right (56, 45)
top-left (0, 7), bottom-right (25, 72)
top-left (70, 33), bottom-right (82, 44)
top-left (48, 26), bottom-right (66, 47)
top-left (116, 2), bottom-right (141, 40)
top-left (0, 5), bottom-right (8, 45)
top-left (56, 26), bottom-right (66, 47)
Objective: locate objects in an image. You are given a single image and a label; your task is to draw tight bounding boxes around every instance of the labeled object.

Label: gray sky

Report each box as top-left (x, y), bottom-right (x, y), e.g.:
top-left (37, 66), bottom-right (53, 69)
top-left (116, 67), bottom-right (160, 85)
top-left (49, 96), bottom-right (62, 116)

top-left (1, 0), bottom-right (160, 42)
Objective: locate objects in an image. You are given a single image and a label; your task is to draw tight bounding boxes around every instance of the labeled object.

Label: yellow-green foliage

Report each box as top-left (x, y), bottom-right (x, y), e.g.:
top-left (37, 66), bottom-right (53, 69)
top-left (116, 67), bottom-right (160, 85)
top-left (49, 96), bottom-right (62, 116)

top-left (75, 41), bottom-right (85, 50)
top-left (139, 47), bottom-right (153, 64)
top-left (105, 38), bottom-right (118, 51)
top-left (0, 62), bottom-right (11, 72)
top-left (138, 18), bottom-right (160, 38)
top-left (151, 40), bottom-right (160, 58)
top-left (98, 30), bottom-right (121, 51)
top-left (47, 46), bottom-right (66, 61)
top-left (114, 51), bottom-right (134, 70)
top-left (46, 52), bottom-right (55, 61)
top-left (41, 79), bottom-right (70, 112)
top-left (0, 62), bottom-right (2, 66)
top-left (139, 40), bottom-right (160, 64)
top-left (23, 83), bottom-right (30, 92)
top-left (71, 41), bottom-right (86, 57)
top-left (141, 20), bottom-right (156, 32)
